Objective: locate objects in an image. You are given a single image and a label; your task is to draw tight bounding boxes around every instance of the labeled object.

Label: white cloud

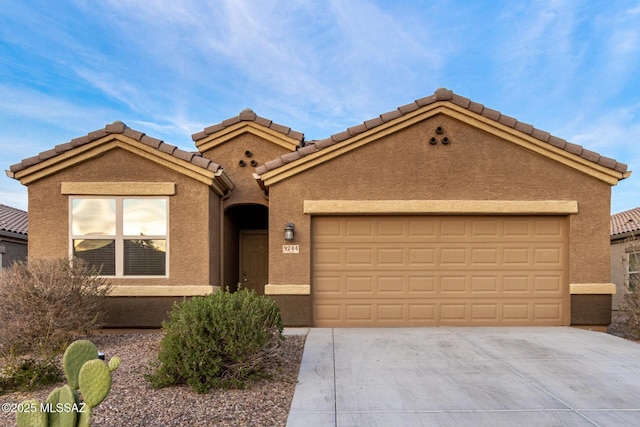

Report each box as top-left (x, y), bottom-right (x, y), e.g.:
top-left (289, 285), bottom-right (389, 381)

top-left (495, 1), bottom-right (583, 96)
top-left (0, 85), bottom-right (116, 132)
top-left (567, 103), bottom-right (640, 153)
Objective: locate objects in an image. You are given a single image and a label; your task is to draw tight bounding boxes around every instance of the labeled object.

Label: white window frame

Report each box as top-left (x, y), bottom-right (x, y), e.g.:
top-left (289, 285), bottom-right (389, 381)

top-left (69, 196), bottom-right (169, 278)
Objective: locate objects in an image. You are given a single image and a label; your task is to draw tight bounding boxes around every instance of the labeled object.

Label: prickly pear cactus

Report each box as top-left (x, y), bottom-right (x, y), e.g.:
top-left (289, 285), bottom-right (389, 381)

top-left (108, 356), bottom-right (121, 372)
top-left (76, 406), bottom-right (92, 427)
top-left (78, 359), bottom-right (113, 408)
top-left (15, 399), bottom-right (47, 427)
top-left (16, 339), bottom-right (120, 427)
top-left (63, 340), bottom-right (98, 389)
top-left (46, 384), bottom-right (78, 427)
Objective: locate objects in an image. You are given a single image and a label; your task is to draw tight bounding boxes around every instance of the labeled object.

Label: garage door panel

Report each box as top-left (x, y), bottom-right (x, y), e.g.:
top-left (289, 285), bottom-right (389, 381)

top-left (314, 276), bottom-right (342, 294)
top-left (378, 304), bottom-right (404, 320)
top-left (409, 248), bottom-right (436, 265)
top-left (534, 220), bottom-right (563, 236)
top-left (471, 276), bottom-right (499, 292)
top-left (503, 276), bottom-right (530, 292)
top-left (409, 304), bottom-right (436, 320)
top-left (471, 304), bottom-right (498, 320)
top-left (408, 220), bottom-right (436, 237)
top-left (534, 247), bottom-right (562, 264)
top-left (313, 299), bottom-right (564, 326)
top-left (408, 276), bottom-right (436, 293)
top-left (346, 248), bottom-right (373, 265)
top-left (440, 276), bottom-right (467, 293)
top-left (346, 276), bottom-right (373, 293)
top-left (314, 248), bottom-right (342, 265)
top-left (312, 216), bottom-right (566, 326)
top-left (378, 276), bottom-right (404, 292)
top-left (534, 276), bottom-right (562, 292)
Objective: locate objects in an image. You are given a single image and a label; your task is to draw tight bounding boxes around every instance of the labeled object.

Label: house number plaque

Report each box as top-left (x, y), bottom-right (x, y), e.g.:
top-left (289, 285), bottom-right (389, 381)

top-left (282, 245), bottom-right (300, 254)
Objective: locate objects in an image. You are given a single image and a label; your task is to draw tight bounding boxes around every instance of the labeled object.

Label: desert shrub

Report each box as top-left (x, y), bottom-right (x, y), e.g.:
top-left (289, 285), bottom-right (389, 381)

top-left (0, 257), bottom-right (112, 356)
top-left (147, 288), bottom-right (284, 392)
top-left (0, 353), bottom-right (61, 394)
top-left (613, 262), bottom-right (640, 339)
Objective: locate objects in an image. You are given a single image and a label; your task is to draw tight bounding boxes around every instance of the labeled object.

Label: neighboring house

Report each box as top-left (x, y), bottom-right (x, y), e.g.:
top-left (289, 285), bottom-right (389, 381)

top-left (6, 88), bottom-right (631, 328)
top-left (610, 207), bottom-right (640, 311)
top-left (0, 203), bottom-right (28, 273)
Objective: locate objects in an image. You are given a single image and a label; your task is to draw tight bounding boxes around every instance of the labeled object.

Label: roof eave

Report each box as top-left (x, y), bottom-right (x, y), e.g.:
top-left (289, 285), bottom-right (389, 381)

top-left (257, 101), bottom-right (629, 187)
top-left (0, 229), bottom-right (28, 241)
top-left (10, 135), bottom-right (223, 187)
top-left (611, 230), bottom-right (640, 242)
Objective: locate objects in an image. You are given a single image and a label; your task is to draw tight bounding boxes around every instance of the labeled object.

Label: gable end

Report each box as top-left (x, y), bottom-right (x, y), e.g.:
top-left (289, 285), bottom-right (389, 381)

top-left (255, 88), bottom-right (630, 187)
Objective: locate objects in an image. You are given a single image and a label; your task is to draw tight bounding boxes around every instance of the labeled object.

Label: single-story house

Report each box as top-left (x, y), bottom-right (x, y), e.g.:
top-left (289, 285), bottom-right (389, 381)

top-left (0, 203), bottom-right (28, 273)
top-left (6, 88), bottom-right (631, 328)
top-left (610, 207), bottom-right (640, 310)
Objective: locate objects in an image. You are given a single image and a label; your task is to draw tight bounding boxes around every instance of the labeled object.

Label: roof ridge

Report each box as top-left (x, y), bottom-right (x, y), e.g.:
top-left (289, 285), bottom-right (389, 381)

top-left (8, 121), bottom-right (222, 175)
top-left (191, 109), bottom-right (305, 143)
top-left (0, 203), bottom-right (26, 214)
top-left (255, 88), bottom-right (628, 176)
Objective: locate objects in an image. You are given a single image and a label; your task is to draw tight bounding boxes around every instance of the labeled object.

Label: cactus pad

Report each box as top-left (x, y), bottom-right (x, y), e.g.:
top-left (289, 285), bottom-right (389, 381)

top-left (15, 399), bottom-right (47, 427)
top-left (78, 359), bottom-right (112, 408)
top-left (46, 384), bottom-right (78, 427)
top-left (108, 355), bottom-right (121, 372)
top-left (64, 340), bottom-right (98, 389)
top-left (77, 406), bottom-right (92, 427)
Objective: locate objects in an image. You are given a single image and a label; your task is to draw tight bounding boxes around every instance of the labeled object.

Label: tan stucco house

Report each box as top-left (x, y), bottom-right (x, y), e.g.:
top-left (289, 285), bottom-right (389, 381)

top-left (6, 88), bottom-right (631, 327)
top-left (611, 207), bottom-right (640, 311)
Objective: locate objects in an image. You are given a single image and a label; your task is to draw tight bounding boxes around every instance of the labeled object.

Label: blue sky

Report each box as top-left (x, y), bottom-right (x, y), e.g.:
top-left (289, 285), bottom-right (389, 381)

top-left (1, 0), bottom-right (639, 214)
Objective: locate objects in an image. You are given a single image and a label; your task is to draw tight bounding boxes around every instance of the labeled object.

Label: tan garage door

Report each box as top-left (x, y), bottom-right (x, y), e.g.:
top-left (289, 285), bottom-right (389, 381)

top-left (312, 216), bottom-right (566, 327)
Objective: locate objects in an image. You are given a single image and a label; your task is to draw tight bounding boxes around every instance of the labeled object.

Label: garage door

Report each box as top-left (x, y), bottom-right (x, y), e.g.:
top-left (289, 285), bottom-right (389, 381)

top-left (312, 216), bottom-right (566, 327)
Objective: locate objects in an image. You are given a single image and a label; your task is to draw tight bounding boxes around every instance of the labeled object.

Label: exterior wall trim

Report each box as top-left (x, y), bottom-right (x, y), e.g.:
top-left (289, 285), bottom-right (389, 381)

top-left (303, 200), bottom-right (579, 215)
top-left (109, 285), bottom-right (218, 297)
top-left (264, 284), bottom-right (310, 295)
top-left (61, 182), bottom-right (176, 195)
top-left (570, 283), bottom-right (616, 295)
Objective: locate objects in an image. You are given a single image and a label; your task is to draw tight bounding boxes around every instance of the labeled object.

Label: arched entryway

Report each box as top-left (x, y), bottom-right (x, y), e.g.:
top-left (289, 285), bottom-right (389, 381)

top-left (223, 204), bottom-right (268, 294)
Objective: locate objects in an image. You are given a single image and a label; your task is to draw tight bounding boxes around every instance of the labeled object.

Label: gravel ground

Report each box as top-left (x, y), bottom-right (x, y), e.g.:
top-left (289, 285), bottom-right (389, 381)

top-left (1, 332), bottom-right (306, 426)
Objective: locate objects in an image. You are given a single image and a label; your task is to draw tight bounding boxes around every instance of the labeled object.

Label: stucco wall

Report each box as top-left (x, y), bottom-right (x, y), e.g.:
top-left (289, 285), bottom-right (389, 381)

top-left (266, 114), bottom-right (612, 294)
top-left (0, 239), bottom-right (28, 269)
top-left (611, 237), bottom-right (640, 310)
top-left (27, 148), bottom-right (219, 288)
top-left (200, 133), bottom-right (291, 206)
top-left (201, 133), bottom-right (286, 290)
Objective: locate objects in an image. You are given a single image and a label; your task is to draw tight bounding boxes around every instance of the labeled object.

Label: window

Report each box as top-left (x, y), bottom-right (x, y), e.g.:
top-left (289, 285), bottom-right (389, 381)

top-left (70, 197), bottom-right (168, 276)
top-left (630, 251), bottom-right (640, 291)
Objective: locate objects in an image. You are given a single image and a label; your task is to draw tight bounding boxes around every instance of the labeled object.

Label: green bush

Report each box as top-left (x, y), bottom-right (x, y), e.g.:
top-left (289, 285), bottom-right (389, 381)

top-left (147, 289), bottom-right (284, 392)
top-left (0, 257), bottom-right (112, 356)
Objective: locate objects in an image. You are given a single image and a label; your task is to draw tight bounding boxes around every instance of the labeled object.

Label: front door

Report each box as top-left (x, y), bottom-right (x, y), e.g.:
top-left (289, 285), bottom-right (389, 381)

top-left (239, 231), bottom-right (269, 295)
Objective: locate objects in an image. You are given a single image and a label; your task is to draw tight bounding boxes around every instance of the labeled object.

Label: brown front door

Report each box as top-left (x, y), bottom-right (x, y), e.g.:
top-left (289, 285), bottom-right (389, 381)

top-left (239, 231), bottom-right (269, 295)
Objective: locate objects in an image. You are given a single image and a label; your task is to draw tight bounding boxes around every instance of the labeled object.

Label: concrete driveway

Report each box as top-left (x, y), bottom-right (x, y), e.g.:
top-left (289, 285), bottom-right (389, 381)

top-left (286, 327), bottom-right (640, 426)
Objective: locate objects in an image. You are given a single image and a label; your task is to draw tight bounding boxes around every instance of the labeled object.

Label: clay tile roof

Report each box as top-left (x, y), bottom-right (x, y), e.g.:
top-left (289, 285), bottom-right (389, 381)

top-left (192, 109), bottom-right (305, 143)
top-left (8, 122), bottom-right (222, 176)
top-left (611, 207), bottom-right (640, 237)
top-left (0, 204), bottom-right (28, 236)
top-left (255, 88), bottom-right (630, 176)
